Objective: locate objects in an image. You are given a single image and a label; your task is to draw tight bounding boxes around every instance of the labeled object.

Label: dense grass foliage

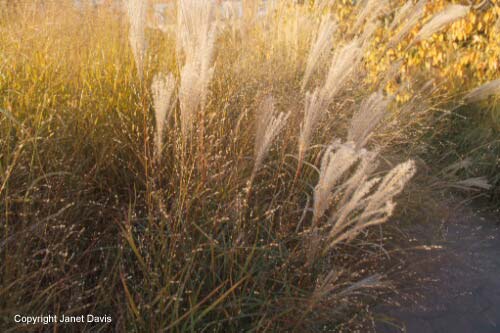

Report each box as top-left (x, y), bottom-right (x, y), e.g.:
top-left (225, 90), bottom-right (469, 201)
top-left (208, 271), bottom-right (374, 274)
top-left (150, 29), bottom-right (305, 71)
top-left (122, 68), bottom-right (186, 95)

top-left (0, 1), bottom-right (498, 332)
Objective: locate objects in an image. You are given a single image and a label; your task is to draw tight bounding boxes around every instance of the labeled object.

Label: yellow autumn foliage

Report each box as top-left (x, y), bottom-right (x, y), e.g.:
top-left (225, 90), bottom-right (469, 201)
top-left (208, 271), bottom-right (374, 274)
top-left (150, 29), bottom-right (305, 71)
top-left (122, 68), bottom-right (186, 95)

top-left (323, 0), bottom-right (499, 102)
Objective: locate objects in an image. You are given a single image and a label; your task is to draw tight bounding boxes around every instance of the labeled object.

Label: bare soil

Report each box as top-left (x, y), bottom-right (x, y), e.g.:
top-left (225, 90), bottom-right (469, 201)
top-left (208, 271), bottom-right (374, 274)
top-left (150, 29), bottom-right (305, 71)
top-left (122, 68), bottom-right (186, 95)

top-left (376, 200), bottom-right (500, 333)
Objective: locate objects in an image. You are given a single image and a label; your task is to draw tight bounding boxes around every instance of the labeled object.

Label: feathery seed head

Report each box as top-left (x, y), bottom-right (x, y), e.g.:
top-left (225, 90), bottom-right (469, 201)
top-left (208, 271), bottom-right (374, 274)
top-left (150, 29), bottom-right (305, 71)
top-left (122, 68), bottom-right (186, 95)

top-left (321, 40), bottom-right (362, 103)
top-left (302, 15), bottom-right (337, 91)
top-left (252, 96), bottom-right (290, 181)
top-left (298, 88), bottom-right (323, 164)
top-left (177, 0), bottom-right (217, 141)
top-left (348, 92), bottom-right (391, 148)
top-left (125, 0), bottom-right (148, 79)
top-left (465, 79), bottom-right (500, 103)
top-left (152, 73), bottom-right (176, 158)
top-left (352, 0), bottom-right (388, 33)
top-left (313, 141), bottom-right (362, 224)
top-left (388, 0), bottom-right (426, 46)
top-left (414, 4), bottom-right (469, 42)
top-left (326, 159), bottom-right (416, 248)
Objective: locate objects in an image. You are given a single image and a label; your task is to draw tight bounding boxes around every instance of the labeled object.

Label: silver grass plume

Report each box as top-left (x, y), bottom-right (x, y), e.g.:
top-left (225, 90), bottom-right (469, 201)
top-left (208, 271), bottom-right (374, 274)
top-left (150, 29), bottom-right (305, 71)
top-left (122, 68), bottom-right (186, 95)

top-left (388, 0), bottom-right (426, 47)
top-left (179, 62), bottom-right (213, 140)
top-left (360, 19), bottom-right (380, 51)
top-left (390, 0), bottom-right (426, 30)
top-left (177, 0), bottom-right (216, 64)
top-left (219, 1), bottom-right (243, 38)
top-left (298, 89), bottom-right (323, 168)
top-left (251, 96), bottom-right (290, 182)
top-left (125, 0), bottom-right (148, 80)
top-left (242, 0), bottom-right (258, 31)
top-left (177, 0), bottom-right (217, 140)
top-left (464, 79), bottom-right (500, 103)
top-left (179, 64), bottom-right (196, 139)
top-left (352, 0), bottom-right (378, 32)
top-left (352, 0), bottom-right (387, 34)
top-left (453, 177), bottom-right (492, 191)
top-left (310, 270), bottom-right (384, 310)
top-left (321, 39), bottom-right (362, 103)
top-left (151, 73), bottom-right (176, 158)
top-left (347, 92), bottom-right (391, 149)
top-left (327, 159), bottom-right (416, 248)
top-left (414, 4), bottom-right (469, 42)
top-left (389, 1), bottom-right (414, 30)
top-left (355, 160), bottom-right (416, 225)
top-left (297, 40), bottom-right (361, 171)
top-left (302, 15), bottom-right (337, 91)
top-left (333, 149), bottom-right (379, 209)
top-left (314, 0), bottom-right (336, 12)
top-left (308, 138), bottom-right (416, 251)
top-left (313, 142), bottom-right (361, 225)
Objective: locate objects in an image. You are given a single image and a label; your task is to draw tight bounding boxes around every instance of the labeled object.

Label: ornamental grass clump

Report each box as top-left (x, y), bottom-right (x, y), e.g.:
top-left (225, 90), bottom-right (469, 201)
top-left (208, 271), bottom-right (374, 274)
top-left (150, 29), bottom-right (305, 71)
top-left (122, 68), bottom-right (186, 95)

top-left (2, 0), bottom-right (483, 331)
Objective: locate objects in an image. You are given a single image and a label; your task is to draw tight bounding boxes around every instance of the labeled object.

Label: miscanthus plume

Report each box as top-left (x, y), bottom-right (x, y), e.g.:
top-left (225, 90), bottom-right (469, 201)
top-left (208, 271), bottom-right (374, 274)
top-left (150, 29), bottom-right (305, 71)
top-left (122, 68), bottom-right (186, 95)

top-left (297, 40), bottom-right (362, 169)
top-left (465, 79), bottom-right (500, 103)
top-left (302, 15), bottom-right (337, 91)
top-left (151, 73), bottom-right (176, 158)
top-left (177, 0), bottom-right (217, 140)
top-left (414, 4), bottom-right (469, 42)
top-left (389, 0), bottom-right (426, 46)
top-left (312, 141), bottom-right (416, 249)
top-left (125, 0), bottom-right (147, 79)
top-left (251, 96), bottom-right (290, 184)
top-left (348, 92), bottom-right (391, 149)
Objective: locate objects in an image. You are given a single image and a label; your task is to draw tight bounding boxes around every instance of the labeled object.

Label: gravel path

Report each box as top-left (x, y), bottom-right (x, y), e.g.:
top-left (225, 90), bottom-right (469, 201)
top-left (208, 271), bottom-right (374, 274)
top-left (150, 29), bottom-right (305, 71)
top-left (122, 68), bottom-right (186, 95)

top-left (376, 202), bottom-right (500, 333)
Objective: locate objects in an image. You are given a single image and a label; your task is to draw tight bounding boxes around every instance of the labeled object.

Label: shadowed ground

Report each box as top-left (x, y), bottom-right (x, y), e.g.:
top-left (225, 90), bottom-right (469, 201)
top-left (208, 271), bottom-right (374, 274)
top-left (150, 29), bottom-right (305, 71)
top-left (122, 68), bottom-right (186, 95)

top-left (376, 201), bottom-right (500, 333)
